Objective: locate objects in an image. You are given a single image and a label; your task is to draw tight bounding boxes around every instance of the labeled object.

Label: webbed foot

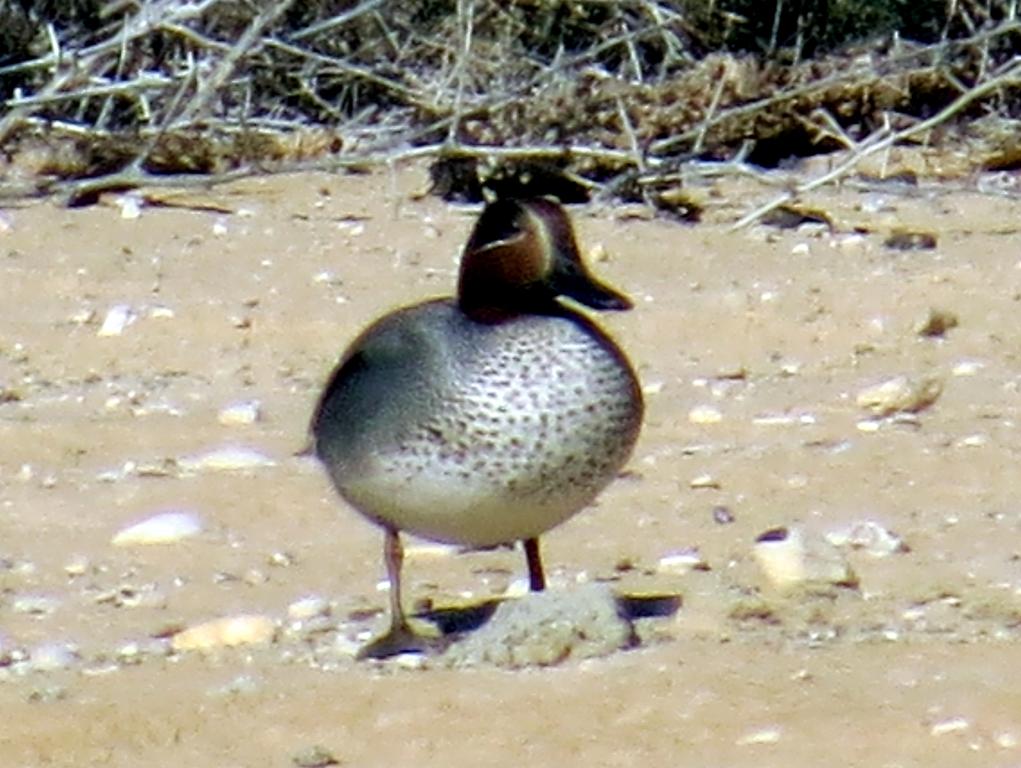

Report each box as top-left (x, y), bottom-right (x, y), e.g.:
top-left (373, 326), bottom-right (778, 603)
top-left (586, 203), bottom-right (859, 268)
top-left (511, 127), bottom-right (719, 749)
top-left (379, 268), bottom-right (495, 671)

top-left (357, 620), bottom-right (441, 660)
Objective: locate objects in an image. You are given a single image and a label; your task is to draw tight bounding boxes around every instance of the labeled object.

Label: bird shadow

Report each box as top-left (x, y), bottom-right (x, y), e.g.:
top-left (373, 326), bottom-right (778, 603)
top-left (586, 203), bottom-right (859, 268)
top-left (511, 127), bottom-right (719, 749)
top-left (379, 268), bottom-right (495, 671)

top-left (415, 590), bottom-right (683, 638)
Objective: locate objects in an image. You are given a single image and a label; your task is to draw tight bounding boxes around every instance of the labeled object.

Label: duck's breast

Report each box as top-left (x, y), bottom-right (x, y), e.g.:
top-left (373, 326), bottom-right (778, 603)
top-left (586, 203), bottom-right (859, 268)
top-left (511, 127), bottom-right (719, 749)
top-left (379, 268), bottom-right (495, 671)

top-left (314, 303), bottom-right (642, 545)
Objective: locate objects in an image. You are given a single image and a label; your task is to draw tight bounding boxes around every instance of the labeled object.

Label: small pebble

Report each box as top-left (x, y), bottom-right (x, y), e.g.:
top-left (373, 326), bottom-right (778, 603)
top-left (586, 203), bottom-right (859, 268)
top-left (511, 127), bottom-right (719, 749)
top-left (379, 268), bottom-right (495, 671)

top-left (116, 193), bottom-right (142, 220)
top-left (288, 596), bottom-right (331, 622)
top-left (269, 551), bottom-right (296, 567)
top-left (243, 568), bottom-right (269, 586)
top-left (117, 642), bottom-right (143, 663)
top-left (995, 731), bottom-right (1018, 749)
top-left (405, 542), bottom-right (458, 561)
top-left (178, 445), bottom-right (276, 472)
top-left (336, 218), bottom-right (365, 236)
top-left (63, 555), bottom-right (91, 577)
top-left (858, 194), bottom-right (891, 214)
top-left (210, 674), bottom-right (262, 697)
top-left (331, 635), bottom-right (363, 658)
top-left (172, 614), bottom-right (277, 652)
top-left (393, 653), bottom-right (427, 670)
top-left (712, 505), bottom-right (735, 524)
top-left (956, 434), bottom-right (987, 448)
top-left (94, 583), bottom-right (168, 609)
top-left (884, 230), bottom-right (937, 250)
top-left (28, 642), bottom-right (79, 672)
top-left (80, 659), bottom-right (122, 677)
top-left (314, 270), bottom-right (341, 285)
top-left (69, 307), bottom-right (96, 325)
top-left (688, 404), bottom-right (723, 424)
top-left (292, 745), bottom-right (341, 768)
top-left (915, 308), bottom-right (958, 338)
top-left (112, 511), bottom-right (203, 546)
top-left (952, 360), bottom-right (983, 376)
top-left (930, 716), bottom-right (970, 736)
top-left (148, 305), bottom-right (175, 319)
top-left (753, 526), bottom-right (858, 590)
top-left (218, 400), bottom-right (262, 426)
top-left (503, 576), bottom-right (531, 598)
top-left (12, 594), bottom-right (61, 615)
top-left (689, 474), bottom-right (720, 489)
top-left (825, 521), bottom-right (908, 557)
top-left (3, 558), bottom-right (36, 576)
top-left (26, 684), bottom-right (68, 703)
top-left (97, 304), bottom-right (134, 337)
top-left (736, 726), bottom-right (783, 745)
top-left (833, 232), bottom-right (868, 251)
top-left (752, 413), bottom-right (798, 426)
top-left (856, 375), bottom-right (942, 417)
top-left (656, 548), bottom-right (707, 575)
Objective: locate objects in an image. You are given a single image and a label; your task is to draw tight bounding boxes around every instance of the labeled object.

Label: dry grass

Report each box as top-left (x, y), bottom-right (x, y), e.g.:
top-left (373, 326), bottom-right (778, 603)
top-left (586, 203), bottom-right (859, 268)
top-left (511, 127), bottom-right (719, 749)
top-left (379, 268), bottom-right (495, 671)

top-left (0, 0), bottom-right (1019, 213)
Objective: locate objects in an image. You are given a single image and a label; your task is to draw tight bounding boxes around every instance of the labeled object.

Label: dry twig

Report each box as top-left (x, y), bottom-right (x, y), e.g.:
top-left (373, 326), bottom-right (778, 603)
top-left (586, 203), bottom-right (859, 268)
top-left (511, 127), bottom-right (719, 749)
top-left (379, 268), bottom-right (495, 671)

top-left (730, 57), bottom-right (1021, 230)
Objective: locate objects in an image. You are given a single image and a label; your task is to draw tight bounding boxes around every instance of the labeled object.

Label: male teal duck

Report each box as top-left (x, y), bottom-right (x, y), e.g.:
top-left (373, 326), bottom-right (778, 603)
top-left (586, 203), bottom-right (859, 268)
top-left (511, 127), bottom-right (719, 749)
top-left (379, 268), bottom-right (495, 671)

top-left (310, 197), bottom-right (643, 657)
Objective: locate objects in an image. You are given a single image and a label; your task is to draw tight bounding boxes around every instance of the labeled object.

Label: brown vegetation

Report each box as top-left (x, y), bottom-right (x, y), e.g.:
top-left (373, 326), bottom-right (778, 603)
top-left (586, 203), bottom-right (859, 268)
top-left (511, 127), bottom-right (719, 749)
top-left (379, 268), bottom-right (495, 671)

top-left (0, 0), bottom-right (1019, 210)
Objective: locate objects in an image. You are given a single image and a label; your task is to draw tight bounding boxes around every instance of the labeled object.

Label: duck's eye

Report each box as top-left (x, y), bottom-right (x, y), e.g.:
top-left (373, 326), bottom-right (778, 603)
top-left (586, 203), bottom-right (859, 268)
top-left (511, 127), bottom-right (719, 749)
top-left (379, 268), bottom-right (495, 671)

top-left (483, 216), bottom-right (525, 246)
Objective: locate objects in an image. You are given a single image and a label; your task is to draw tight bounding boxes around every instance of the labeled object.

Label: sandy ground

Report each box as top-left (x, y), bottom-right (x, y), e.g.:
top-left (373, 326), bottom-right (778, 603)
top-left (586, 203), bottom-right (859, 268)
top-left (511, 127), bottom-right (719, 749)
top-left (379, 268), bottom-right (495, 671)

top-left (2, 164), bottom-right (1021, 766)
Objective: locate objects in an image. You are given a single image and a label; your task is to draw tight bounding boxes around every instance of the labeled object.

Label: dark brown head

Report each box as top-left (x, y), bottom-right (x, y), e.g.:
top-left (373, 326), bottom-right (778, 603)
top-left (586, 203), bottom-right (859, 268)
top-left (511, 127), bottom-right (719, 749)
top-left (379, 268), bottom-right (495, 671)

top-left (457, 198), bottom-right (632, 322)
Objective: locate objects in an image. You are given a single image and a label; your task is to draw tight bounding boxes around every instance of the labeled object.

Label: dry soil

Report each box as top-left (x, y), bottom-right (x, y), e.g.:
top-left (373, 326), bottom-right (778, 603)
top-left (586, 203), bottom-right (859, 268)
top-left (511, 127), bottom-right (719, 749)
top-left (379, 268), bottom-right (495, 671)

top-left (2, 164), bottom-right (1021, 767)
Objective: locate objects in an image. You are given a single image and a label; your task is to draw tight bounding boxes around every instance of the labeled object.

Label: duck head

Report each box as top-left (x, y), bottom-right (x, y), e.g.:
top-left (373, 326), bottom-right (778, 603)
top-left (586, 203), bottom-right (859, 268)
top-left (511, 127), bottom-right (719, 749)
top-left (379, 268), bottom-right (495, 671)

top-left (457, 198), bottom-right (632, 322)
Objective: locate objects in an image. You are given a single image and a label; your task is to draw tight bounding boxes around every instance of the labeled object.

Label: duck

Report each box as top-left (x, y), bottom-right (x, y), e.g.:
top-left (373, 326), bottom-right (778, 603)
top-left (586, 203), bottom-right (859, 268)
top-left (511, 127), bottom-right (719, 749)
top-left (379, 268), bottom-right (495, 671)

top-left (310, 197), bottom-right (643, 658)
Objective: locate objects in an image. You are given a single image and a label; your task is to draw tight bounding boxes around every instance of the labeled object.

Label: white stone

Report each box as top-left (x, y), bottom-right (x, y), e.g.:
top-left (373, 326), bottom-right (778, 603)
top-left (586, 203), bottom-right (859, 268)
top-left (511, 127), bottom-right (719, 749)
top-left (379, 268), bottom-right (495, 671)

top-left (856, 375), bottom-right (942, 417)
top-left (29, 642), bottom-right (79, 672)
top-left (930, 717), bottom-right (970, 736)
top-left (12, 594), bottom-right (60, 615)
top-left (117, 193), bottom-right (142, 220)
top-left (405, 542), bottom-right (458, 560)
top-left (994, 731), bottom-right (1019, 749)
top-left (148, 306), bottom-right (175, 319)
top-left (833, 233), bottom-right (868, 251)
top-left (97, 304), bottom-right (135, 337)
top-left (825, 521), bottom-right (907, 557)
top-left (952, 360), bottom-right (984, 376)
top-left (957, 434), bottom-right (988, 448)
top-left (503, 577), bottom-right (531, 598)
top-left (178, 445), bottom-right (276, 472)
top-left (63, 555), bottom-right (91, 577)
top-left (287, 596), bottom-right (331, 621)
top-left (689, 474), bottom-right (720, 489)
top-left (688, 404), bottom-right (723, 424)
top-left (217, 400), bottom-right (262, 426)
top-left (112, 511), bottom-right (203, 546)
top-left (737, 726), bottom-right (783, 745)
top-left (753, 526), bottom-right (857, 590)
top-left (172, 614), bottom-right (276, 651)
top-left (656, 548), bottom-right (706, 575)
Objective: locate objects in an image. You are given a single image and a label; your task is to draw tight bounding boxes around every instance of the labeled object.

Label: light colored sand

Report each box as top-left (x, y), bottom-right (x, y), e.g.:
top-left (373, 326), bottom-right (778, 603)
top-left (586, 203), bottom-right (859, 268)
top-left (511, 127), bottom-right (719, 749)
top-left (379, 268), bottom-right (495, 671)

top-left (2, 166), bottom-right (1021, 766)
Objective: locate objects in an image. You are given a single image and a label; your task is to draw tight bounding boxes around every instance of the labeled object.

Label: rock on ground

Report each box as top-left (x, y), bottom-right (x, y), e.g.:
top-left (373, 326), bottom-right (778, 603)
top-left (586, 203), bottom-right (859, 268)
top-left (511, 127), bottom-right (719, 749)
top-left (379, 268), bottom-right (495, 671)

top-left (442, 584), bottom-right (636, 669)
